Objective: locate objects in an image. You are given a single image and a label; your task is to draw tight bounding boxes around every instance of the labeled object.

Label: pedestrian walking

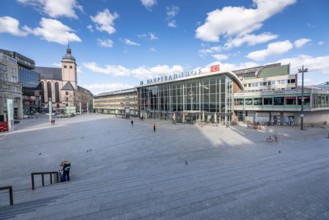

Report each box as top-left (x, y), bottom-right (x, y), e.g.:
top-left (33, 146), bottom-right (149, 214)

top-left (153, 123), bottom-right (156, 132)
top-left (131, 120), bottom-right (133, 127)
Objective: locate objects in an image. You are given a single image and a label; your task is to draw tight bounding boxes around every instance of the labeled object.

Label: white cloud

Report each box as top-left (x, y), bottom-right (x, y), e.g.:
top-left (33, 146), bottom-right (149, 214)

top-left (246, 40), bottom-right (293, 61)
top-left (122, 38), bottom-right (140, 46)
top-left (211, 61), bottom-right (259, 72)
top-left (0, 16), bottom-right (28, 36)
top-left (149, 47), bottom-right (157, 52)
top-left (212, 54), bottom-right (228, 60)
top-left (83, 62), bottom-right (184, 79)
top-left (138, 32), bottom-right (158, 40)
top-left (81, 83), bottom-right (134, 95)
top-left (195, 0), bottom-right (296, 42)
top-left (23, 18), bottom-right (81, 45)
top-left (166, 6), bottom-right (179, 28)
top-left (148, 32), bottom-right (158, 40)
top-left (167, 20), bottom-right (177, 28)
top-left (318, 41), bottom-right (325, 45)
top-left (87, 25), bottom-right (93, 32)
top-left (199, 45), bottom-right (222, 57)
top-left (294, 38), bottom-right (311, 48)
top-left (90, 9), bottom-right (119, 35)
top-left (224, 32), bottom-right (278, 50)
top-left (97, 39), bottom-right (113, 48)
top-left (17, 0), bottom-right (82, 18)
top-left (83, 62), bottom-right (130, 76)
top-left (278, 55), bottom-right (329, 75)
top-left (140, 0), bottom-right (157, 11)
top-left (52, 62), bottom-right (61, 67)
top-left (166, 6), bottom-right (179, 17)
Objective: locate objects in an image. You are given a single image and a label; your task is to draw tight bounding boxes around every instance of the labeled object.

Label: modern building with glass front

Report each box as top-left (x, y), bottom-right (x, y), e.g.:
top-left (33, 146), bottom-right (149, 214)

top-left (93, 63), bottom-right (329, 127)
top-left (137, 65), bottom-right (241, 125)
top-left (0, 49), bottom-right (41, 116)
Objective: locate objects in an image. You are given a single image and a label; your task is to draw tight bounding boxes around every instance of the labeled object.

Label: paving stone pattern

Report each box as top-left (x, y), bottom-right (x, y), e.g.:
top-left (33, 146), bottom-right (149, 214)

top-left (0, 114), bottom-right (329, 219)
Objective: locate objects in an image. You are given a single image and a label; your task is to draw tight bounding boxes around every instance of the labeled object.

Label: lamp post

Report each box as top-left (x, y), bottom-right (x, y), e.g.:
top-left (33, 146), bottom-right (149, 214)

top-left (298, 65), bottom-right (308, 130)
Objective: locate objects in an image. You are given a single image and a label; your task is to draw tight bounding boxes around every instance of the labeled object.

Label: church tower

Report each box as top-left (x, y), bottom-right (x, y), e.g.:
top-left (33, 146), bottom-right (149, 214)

top-left (61, 45), bottom-right (77, 90)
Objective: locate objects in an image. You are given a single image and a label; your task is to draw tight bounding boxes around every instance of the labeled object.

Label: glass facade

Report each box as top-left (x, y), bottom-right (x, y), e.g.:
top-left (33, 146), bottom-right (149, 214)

top-left (18, 69), bottom-right (39, 88)
top-left (138, 75), bottom-right (234, 124)
top-left (18, 69), bottom-right (41, 114)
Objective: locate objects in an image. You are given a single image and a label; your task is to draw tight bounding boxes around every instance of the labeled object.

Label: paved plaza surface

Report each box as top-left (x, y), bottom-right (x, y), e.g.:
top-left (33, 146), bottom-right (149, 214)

top-left (1, 114), bottom-right (329, 219)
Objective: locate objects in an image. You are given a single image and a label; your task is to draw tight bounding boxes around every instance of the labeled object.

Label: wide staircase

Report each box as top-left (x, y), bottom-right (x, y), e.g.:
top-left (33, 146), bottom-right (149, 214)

top-left (0, 167), bottom-right (130, 219)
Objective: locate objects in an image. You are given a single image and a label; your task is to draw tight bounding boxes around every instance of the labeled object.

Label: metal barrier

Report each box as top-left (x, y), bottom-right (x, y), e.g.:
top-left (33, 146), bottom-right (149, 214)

top-left (31, 172), bottom-right (59, 190)
top-left (0, 186), bottom-right (13, 206)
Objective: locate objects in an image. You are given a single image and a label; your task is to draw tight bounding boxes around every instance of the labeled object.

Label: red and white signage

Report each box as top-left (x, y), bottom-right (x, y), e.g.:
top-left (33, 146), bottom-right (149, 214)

top-left (210, 64), bottom-right (220, 72)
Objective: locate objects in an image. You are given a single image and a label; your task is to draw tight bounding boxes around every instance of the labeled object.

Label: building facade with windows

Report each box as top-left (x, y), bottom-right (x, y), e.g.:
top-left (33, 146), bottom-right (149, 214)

top-left (233, 63), bottom-right (329, 126)
top-left (93, 63), bottom-right (329, 127)
top-left (0, 52), bottom-right (23, 121)
top-left (93, 88), bottom-right (137, 118)
top-left (0, 49), bottom-right (42, 116)
top-left (136, 69), bottom-right (241, 124)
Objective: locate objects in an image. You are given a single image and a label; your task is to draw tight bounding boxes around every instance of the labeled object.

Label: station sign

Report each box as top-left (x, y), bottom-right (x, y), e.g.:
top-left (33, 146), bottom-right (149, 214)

top-left (145, 64), bottom-right (220, 85)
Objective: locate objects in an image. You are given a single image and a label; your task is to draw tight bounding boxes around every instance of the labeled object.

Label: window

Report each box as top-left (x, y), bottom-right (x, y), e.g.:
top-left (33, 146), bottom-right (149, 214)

top-left (235, 98), bottom-right (244, 105)
top-left (47, 82), bottom-right (52, 98)
top-left (274, 97), bottom-right (284, 105)
top-left (253, 98), bottom-right (262, 105)
top-left (264, 97), bottom-right (272, 105)
top-left (70, 66), bottom-right (72, 69)
top-left (64, 65), bottom-right (67, 68)
top-left (245, 98), bottom-right (252, 105)
top-left (285, 97), bottom-right (296, 105)
top-left (55, 82), bottom-right (60, 102)
top-left (298, 96), bottom-right (310, 105)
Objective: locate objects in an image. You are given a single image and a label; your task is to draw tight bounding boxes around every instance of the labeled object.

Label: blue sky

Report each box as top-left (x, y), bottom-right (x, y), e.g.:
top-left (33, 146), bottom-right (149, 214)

top-left (0, 0), bottom-right (328, 95)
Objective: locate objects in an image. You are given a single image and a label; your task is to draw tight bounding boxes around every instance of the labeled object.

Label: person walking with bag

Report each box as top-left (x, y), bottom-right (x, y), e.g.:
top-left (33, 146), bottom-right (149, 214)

top-left (153, 123), bottom-right (156, 132)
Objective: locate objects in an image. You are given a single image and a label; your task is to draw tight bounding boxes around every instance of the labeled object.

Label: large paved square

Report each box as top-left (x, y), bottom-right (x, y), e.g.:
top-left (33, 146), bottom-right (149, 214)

top-left (1, 114), bottom-right (329, 219)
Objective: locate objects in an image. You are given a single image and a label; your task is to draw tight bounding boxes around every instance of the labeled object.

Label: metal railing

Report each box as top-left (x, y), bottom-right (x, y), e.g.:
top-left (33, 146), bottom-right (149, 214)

top-left (0, 186), bottom-right (13, 206)
top-left (31, 171), bottom-right (59, 190)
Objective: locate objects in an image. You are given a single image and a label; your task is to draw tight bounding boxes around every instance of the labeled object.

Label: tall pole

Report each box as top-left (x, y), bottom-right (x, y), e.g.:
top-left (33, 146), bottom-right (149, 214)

top-left (49, 97), bottom-right (52, 122)
top-left (299, 66), bottom-right (308, 130)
